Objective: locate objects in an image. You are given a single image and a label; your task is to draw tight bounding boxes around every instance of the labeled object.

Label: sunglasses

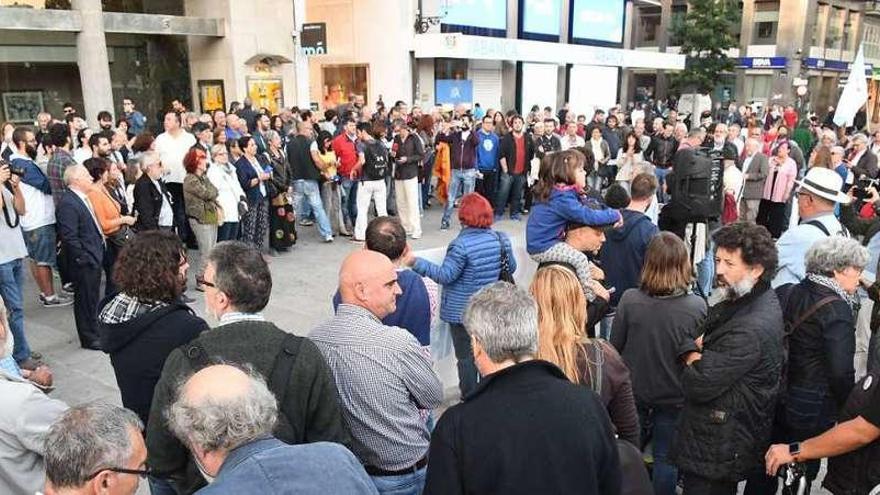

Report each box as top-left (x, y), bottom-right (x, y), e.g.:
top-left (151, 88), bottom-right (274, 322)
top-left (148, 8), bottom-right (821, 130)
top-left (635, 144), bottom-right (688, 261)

top-left (196, 276), bottom-right (215, 288)
top-left (87, 466), bottom-right (151, 480)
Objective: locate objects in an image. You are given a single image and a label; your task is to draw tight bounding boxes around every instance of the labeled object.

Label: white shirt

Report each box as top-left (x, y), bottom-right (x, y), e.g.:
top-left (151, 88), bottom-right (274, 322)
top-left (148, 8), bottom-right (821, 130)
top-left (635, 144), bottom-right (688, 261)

top-left (742, 153), bottom-right (755, 176)
top-left (0, 187), bottom-right (28, 265)
top-left (207, 162), bottom-right (246, 222)
top-left (154, 130), bottom-right (196, 183)
top-left (149, 177), bottom-right (174, 227)
top-left (73, 147), bottom-right (91, 165)
top-left (9, 153), bottom-right (55, 231)
top-left (560, 134), bottom-right (585, 151)
top-left (244, 157), bottom-right (267, 197)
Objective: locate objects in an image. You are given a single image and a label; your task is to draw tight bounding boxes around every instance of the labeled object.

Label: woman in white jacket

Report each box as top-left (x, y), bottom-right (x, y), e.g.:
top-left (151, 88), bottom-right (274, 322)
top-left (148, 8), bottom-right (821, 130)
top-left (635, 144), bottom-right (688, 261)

top-left (208, 143), bottom-right (247, 241)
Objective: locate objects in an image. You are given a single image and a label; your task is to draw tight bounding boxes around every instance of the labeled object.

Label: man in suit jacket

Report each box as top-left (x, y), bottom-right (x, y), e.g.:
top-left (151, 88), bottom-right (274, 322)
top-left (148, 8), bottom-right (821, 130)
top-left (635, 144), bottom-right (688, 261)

top-left (740, 138), bottom-right (770, 223)
top-left (133, 151), bottom-right (175, 232)
top-left (56, 164), bottom-right (104, 350)
top-left (851, 133), bottom-right (879, 179)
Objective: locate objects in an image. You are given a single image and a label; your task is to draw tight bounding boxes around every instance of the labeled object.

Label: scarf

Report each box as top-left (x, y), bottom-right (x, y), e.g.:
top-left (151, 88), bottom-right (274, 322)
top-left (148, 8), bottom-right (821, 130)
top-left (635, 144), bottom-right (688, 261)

top-left (700, 280), bottom-right (771, 338)
top-left (806, 273), bottom-right (857, 309)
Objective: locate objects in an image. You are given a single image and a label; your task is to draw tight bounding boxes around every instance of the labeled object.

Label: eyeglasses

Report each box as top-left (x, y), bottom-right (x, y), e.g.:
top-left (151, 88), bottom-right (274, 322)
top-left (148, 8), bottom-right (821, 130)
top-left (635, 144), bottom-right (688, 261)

top-left (196, 276), bottom-right (215, 288)
top-left (87, 466), bottom-right (152, 480)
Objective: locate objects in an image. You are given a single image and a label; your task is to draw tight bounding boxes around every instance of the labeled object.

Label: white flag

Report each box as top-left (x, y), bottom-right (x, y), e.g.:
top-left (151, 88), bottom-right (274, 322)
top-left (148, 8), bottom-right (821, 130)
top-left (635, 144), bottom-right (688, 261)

top-left (834, 44), bottom-right (868, 128)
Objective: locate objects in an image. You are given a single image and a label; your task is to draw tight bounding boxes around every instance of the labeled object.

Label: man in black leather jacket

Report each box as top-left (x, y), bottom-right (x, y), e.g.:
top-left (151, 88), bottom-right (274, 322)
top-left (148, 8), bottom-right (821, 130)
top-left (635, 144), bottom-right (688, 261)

top-left (671, 222), bottom-right (784, 494)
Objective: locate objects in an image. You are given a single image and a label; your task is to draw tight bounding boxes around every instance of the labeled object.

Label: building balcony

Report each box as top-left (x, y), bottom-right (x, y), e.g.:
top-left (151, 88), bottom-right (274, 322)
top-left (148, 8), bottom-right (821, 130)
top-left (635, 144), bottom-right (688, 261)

top-left (866, 0), bottom-right (880, 17)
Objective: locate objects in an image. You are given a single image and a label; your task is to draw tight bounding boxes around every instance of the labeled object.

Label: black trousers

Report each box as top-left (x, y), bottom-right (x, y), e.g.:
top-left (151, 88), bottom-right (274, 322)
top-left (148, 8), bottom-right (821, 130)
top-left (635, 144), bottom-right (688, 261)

top-left (166, 182), bottom-right (194, 246)
top-left (681, 473), bottom-right (738, 495)
top-left (72, 262), bottom-right (102, 346)
top-left (475, 170), bottom-right (498, 208)
top-left (756, 199), bottom-right (787, 239)
top-left (102, 243), bottom-right (118, 298)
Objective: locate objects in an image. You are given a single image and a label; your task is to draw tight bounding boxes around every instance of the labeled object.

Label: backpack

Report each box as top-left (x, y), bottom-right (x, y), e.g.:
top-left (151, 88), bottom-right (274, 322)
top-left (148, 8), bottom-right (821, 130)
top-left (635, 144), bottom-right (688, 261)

top-left (665, 147), bottom-right (724, 221)
top-left (362, 140), bottom-right (389, 180)
top-left (824, 373), bottom-right (880, 495)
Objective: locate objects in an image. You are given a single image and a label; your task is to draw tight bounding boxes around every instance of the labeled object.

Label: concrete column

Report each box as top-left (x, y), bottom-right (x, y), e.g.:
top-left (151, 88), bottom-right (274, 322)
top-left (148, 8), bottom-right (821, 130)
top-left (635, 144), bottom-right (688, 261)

top-left (773, 0), bottom-right (811, 103)
top-left (292, 0), bottom-right (310, 107)
top-left (735, 0), bottom-right (757, 103)
top-left (72, 0), bottom-right (114, 126)
top-left (556, 0), bottom-right (571, 110)
top-left (656, 0), bottom-right (673, 99)
top-left (619, 0), bottom-right (635, 104)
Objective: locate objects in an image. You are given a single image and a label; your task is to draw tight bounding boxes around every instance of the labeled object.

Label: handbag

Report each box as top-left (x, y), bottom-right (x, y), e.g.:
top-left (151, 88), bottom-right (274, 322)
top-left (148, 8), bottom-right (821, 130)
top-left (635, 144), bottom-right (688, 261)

top-left (493, 231), bottom-right (515, 284)
top-left (109, 224), bottom-right (134, 247)
top-left (237, 196), bottom-right (249, 218)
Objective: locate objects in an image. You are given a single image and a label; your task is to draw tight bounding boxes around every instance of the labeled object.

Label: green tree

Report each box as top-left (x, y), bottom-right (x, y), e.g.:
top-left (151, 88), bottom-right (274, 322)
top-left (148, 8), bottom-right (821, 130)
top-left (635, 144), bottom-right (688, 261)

top-left (669, 0), bottom-right (739, 95)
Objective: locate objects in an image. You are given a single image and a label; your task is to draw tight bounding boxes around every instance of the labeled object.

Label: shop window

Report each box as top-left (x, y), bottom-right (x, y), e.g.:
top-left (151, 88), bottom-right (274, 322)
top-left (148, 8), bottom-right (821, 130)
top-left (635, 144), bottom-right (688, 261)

top-left (435, 58), bottom-right (469, 81)
top-left (321, 65), bottom-right (368, 111)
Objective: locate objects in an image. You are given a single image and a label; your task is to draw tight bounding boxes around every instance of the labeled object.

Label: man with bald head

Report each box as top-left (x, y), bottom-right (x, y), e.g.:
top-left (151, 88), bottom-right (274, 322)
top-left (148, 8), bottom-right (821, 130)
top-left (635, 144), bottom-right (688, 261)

top-left (288, 119), bottom-right (333, 242)
top-left (57, 164), bottom-right (105, 349)
top-left (146, 241), bottom-right (346, 494)
top-left (311, 250), bottom-right (442, 494)
top-left (167, 364), bottom-right (376, 494)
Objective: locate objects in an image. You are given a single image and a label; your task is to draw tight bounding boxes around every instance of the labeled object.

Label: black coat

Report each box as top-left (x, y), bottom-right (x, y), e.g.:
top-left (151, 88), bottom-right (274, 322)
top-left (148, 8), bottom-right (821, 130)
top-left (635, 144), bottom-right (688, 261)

top-left (854, 150), bottom-right (879, 179)
top-left (133, 174), bottom-right (172, 232)
top-left (671, 283), bottom-right (784, 481)
top-left (146, 320), bottom-right (349, 494)
top-left (781, 279), bottom-right (855, 433)
top-left (96, 297), bottom-right (208, 424)
top-left (499, 131), bottom-right (536, 175)
top-left (57, 189), bottom-right (104, 269)
top-left (424, 360), bottom-right (621, 495)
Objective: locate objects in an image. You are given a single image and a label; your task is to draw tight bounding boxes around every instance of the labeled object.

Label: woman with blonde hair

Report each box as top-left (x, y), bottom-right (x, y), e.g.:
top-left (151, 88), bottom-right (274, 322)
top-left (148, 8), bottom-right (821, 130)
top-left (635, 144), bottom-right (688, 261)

top-left (530, 264), bottom-right (639, 447)
top-left (611, 232), bottom-right (707, 495)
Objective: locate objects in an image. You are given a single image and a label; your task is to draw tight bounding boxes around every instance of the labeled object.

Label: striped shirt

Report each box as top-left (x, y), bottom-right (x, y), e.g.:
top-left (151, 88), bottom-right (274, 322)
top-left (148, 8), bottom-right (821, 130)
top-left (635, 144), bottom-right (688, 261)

top-left (309, 304), bottom-right (443, 471)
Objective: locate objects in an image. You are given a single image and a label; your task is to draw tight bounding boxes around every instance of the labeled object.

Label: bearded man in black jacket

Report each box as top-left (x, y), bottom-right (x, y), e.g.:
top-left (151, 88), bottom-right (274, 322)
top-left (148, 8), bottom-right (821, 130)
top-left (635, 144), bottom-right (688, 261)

top-left (671, 222), bottom-right (784, 495)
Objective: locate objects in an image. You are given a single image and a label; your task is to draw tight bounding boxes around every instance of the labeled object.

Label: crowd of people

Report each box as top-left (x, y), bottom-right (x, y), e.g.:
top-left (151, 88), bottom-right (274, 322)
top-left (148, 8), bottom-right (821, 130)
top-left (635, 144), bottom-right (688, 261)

top-left (2, 92), bottom-right (880, 495)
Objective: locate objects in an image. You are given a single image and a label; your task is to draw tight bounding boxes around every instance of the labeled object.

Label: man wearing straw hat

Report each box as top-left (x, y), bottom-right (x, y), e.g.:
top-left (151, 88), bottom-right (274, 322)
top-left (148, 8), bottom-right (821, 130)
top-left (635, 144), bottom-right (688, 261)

top-left (773, 167), bottom-right (851, 289)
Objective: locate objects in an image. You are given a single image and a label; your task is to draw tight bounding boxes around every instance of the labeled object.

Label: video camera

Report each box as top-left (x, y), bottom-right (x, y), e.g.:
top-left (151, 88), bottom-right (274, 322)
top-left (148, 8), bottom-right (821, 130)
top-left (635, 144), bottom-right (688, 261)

top-left (852, 175), bottom-right (879, 202)
top-left (0, 159), bottom-right (25, 178)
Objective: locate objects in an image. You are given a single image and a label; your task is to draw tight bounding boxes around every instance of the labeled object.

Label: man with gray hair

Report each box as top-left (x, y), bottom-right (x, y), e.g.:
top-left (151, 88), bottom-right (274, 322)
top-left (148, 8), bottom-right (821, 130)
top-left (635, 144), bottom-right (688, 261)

top-left (167, 364), bottom-right (377, 494)
top-left (43, 403), bottom-right (146, 495)
top-left (850, 133), bottom-right (878, 179)
top-left (146, 241), bottom-right (346, 494)
top-left (740, 137), bottom-right (769, 223)
top-left (423, 282), bottom-right (621, 495)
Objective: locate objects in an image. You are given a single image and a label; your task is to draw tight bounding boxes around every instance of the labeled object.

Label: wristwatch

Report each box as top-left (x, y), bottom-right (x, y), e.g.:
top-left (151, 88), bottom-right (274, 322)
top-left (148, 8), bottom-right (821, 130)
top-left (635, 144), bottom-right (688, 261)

top-left (788, 442), bottom-right (801, 461)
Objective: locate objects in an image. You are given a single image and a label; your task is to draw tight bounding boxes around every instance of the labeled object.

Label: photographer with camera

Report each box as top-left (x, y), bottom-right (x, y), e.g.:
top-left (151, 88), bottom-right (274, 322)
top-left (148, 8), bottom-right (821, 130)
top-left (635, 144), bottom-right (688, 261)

top-left (0, 159), bottom-right (41, 371)
top-left (8, 127), bottom-right (71, 309)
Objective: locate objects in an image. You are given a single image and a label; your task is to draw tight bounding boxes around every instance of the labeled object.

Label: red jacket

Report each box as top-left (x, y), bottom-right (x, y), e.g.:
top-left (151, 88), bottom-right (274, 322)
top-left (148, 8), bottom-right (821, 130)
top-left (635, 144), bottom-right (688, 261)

top-left (331, 133), bottom-right (359, 176)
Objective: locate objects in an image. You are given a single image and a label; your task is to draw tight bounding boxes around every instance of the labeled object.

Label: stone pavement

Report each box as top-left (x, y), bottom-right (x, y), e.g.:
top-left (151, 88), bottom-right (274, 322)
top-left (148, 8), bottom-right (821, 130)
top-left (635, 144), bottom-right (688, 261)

top-left (22, 206), bottom-right (528, 409)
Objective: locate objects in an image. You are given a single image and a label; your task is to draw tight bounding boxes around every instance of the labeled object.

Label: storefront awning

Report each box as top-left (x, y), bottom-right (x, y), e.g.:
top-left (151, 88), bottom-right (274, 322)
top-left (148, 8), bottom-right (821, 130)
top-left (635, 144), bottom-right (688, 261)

top-left (413, 33), bottom-right (686, 71)
top-left (244, 54), bottom-right (293, 66)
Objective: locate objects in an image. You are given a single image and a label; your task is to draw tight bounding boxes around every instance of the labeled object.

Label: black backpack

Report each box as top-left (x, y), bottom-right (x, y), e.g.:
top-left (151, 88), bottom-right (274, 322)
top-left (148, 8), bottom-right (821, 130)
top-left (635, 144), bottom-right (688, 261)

top-left (665, 147), bottom-right (724, 221)
top-left (824, 373), bottom-right (880, 495)
top-left (362, 140), bottom-right (389, 180)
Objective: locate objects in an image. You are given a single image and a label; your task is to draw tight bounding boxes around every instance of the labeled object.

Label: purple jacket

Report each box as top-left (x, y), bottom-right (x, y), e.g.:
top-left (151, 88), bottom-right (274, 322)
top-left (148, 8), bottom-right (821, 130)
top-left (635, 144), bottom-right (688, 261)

top-left (437, 131), bottom-right (477, 170)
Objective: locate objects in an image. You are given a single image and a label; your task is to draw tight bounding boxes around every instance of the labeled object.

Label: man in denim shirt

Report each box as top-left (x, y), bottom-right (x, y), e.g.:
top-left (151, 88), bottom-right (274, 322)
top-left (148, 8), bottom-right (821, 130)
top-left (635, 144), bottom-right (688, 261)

top-left (168, 364), bottom-right (375, 495)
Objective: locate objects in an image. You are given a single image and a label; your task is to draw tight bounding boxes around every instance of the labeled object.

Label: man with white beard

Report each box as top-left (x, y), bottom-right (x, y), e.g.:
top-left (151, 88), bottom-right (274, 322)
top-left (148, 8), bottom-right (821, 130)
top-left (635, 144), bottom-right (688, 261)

top-left (670, 222), bottom-right (785, 494)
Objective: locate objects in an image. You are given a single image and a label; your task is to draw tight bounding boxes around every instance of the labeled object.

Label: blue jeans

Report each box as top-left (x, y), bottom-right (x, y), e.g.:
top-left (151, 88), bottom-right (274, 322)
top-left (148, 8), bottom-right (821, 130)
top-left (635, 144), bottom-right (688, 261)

top-left (339, 178), bottom-right (359, 227)
top-left (495, 172), bottom-right (526, 217)
top-left (0, 258), bottom-right (30, 363)
top-left (147, 475), bottom-right (177, 495)
top-left (370, 467), bottom-right (426, 495)
top-left (217, 221), bottom-right (239, 242)
top-left (638, 403), bottom-right (681, 495)
top-left (696, 238), bottom-right (715, 298)
top-left (422, 150), bottom-right (436, 207)
top-left (442, 168), bottom-right (477, 226)
top-left (292, 179), bottom-right (332, 238)
top-left (655, 167), bottom-right (670, 203)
